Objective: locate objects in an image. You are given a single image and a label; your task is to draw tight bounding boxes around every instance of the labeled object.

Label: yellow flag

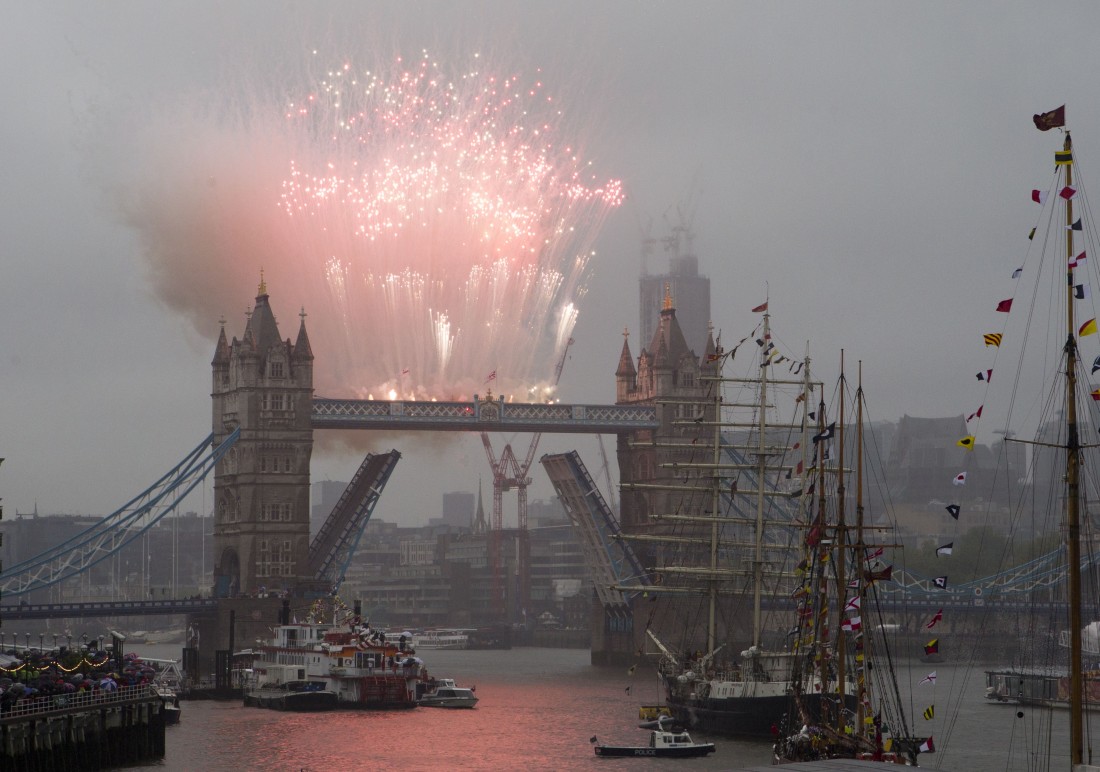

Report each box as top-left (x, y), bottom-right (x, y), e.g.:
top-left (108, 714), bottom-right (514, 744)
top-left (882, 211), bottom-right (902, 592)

top-left (957, 435), bottom-right (975, 449)
top-left (1080, 318), bottom-right (1098, 337)
top-left (983, 333), bottom-right (1003, 347)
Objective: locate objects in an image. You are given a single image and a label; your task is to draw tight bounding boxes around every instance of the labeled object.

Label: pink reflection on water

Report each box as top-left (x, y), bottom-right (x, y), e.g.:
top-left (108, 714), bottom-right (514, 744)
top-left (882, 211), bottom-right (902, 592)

top-left (140, 648), bottom-right (769, 771)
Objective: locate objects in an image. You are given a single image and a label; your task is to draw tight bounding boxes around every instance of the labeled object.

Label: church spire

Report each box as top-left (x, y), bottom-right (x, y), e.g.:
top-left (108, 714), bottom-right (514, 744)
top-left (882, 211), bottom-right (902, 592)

top-left (473, 478), bottom-right (487, 534)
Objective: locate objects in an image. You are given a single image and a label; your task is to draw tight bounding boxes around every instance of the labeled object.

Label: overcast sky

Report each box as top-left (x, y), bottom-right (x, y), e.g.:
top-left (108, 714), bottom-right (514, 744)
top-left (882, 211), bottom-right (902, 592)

top-left (3, 1), bottom-right (1098, 526)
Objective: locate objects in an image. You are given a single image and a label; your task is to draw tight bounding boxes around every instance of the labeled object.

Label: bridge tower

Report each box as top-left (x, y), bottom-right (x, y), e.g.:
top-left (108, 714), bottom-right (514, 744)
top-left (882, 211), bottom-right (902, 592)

top-left (606, 285), bottom-right (717, 662)
top-left (210, 277), bottom-right (315, 597)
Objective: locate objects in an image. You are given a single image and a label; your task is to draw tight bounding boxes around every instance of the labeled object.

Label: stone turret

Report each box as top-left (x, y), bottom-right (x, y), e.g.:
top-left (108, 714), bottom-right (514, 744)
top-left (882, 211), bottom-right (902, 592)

top-left (614, 286), bottom-right (705, 532)
top-left (615, 328), bottom-right (637, 402)
top-left (211, 275), bottom-right (315, 597)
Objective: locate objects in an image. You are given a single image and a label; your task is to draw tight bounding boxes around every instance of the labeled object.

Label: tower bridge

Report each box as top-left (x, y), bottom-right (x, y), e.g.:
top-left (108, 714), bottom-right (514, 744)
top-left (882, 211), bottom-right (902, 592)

top-left (0, 281), bottom-right (1080, 671)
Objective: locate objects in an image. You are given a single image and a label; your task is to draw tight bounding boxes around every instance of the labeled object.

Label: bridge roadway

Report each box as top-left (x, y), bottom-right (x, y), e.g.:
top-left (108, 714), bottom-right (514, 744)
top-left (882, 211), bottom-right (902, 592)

top-left (310, 397), bottom-right (658, 433)
top-left (0, 598), bottom-right (218, 621)
top-left (0, 595), bottom-right (1063, 624)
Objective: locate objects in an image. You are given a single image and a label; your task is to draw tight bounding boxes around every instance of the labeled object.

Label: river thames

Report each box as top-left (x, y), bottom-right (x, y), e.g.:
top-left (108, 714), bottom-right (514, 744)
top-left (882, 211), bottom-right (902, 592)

top-left (127, 646), bottom-right (1086, 771)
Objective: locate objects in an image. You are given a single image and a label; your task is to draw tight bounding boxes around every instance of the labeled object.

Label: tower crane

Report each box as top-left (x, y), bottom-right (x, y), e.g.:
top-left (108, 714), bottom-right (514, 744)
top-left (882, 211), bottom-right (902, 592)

top-left (481, 337), bottom-right (574, 622)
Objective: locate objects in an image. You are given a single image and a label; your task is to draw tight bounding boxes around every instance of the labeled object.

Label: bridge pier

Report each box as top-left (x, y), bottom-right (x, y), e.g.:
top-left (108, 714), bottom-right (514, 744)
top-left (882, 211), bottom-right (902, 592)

top-left (186, 596), bottom-right (285, 688)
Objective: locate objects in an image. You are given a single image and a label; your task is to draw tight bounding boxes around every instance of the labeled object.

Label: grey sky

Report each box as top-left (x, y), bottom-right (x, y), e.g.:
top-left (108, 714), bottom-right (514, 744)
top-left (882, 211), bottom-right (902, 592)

top-left (2, 1), bottom-right (1096, 524)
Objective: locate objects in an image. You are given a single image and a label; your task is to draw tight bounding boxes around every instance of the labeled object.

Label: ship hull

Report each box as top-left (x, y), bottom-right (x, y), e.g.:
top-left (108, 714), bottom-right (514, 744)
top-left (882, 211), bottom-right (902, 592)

top-left (667, 692), bottom-right (857, 738)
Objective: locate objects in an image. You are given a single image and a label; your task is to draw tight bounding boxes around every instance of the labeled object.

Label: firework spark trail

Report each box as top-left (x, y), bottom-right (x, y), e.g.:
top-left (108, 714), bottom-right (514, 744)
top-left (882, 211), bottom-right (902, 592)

top-left (276, 51), bottom-right (622, 400)
top-left (117, 50), bottom-right (621, 404)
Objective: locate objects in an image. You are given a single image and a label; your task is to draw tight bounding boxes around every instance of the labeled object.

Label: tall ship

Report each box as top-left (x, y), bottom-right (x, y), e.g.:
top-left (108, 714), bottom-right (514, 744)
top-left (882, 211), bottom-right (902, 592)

top-left (969, 108), bottom-right (1100, 769)
top-left (630, 308), bottom-right (918, 749)
top-left (245, 602), bottom-right (425, 710)
top-left (634, 308), bottom-right (837, 737)
top-left (772, 359), bottom-right (922, 764)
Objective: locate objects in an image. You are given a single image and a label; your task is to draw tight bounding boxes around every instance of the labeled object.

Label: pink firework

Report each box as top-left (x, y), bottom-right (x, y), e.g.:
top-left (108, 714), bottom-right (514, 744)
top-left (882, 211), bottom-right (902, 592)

top-left (119, 51), bottom-right (621, 402)
top-left (278, 52), bottom-right (622, 400)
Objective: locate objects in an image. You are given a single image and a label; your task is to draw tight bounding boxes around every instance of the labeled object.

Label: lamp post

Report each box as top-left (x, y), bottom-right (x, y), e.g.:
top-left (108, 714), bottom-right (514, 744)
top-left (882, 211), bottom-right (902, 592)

top-left (53, 634), bottom-right (58, 650)
top-left (39, 633), bottom-right (44, 650)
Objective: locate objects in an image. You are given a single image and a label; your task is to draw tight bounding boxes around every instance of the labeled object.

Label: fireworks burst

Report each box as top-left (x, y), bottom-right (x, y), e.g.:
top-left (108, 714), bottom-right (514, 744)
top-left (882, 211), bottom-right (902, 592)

top-left (120, 50), bottom-right (622, 402)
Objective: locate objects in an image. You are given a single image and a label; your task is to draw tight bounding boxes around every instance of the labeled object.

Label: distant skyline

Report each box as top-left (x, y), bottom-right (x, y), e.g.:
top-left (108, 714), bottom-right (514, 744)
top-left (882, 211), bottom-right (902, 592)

top-left (4, 1), bottom-right (1100, 525)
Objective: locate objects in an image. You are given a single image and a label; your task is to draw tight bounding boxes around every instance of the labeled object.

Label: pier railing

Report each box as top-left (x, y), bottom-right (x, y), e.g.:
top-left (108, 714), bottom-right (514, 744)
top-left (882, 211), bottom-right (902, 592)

top-left (0, 683), bottom-right (160, 722)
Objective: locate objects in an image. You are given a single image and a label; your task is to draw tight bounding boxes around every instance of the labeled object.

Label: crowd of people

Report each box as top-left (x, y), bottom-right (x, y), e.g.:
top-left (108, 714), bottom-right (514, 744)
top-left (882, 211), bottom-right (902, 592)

top-left (0, 649), bottom-right (163, 713)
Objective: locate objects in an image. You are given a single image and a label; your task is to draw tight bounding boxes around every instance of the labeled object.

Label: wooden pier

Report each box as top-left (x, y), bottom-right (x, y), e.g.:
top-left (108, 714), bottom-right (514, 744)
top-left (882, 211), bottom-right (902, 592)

top-left (1, 684), bottom-right (166, 771)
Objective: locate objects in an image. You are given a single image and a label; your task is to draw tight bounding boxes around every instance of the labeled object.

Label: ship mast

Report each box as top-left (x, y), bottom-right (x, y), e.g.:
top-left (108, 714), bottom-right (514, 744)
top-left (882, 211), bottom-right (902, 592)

top-left (854, 360), bottom-right (868, 737)
top-left (752, 311), bottom-right (772, 648)
top-left (706, 324), bottom-right (723, 655)
top-left (1063, 130), bottom-right (1084, 767)
top-left (834, 351), bottom-right (848, 733)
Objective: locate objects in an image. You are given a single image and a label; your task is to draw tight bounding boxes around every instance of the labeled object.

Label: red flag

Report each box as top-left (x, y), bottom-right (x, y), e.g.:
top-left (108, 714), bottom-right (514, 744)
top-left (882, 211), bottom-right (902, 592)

top-left (751, 301), bottom-right (768, 313)
top-left (1061, 186), bottom-right (1078, 200)
top-left (919, 736), bottom-right (935, 754)
top-left (967, 405), bottom-right (983, 422)
top-left (996, 299), bottom-right (1012, 313)
top-left (1032, 189), bottom-right (1048, 204)
top-left (865, 565), bottom-right (894, 583)
top-left (926, 609), bottom-right (943, 629)
top-left (1034, 105), bottom-right (1066, 131)
top-left (924, 639), bottom-right (939, 656)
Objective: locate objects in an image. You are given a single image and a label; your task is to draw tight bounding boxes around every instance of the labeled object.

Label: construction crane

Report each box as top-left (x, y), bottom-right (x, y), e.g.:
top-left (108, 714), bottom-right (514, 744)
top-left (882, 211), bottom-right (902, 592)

top-left (481, 337), bottom-right (574, 622)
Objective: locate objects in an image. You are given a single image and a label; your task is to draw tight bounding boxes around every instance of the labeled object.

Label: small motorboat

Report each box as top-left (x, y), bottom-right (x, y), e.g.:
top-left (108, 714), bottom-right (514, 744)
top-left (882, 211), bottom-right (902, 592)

top-left (591, 720), bottom-right (716, 758)
top-left (415, 677), bottom-right (478, 708)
